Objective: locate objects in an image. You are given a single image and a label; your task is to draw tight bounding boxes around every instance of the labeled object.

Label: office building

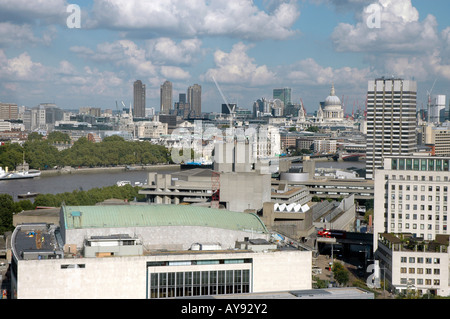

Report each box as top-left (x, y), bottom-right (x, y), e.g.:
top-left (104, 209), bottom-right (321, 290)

top-left (376, 233), bottom-right (449, 296)
top-left (0, 102), bottom-right (18, 120)
top-left (420, 124), bottom-right (450, 156)
top-left (429, 95), bottom-right (446, 123)
top-left (160, 80), bottom-right (172, 115)
top-left (175, 93), bottom-right (189, 119)
top-left (372, 154), bottom-right (450, 296)
top-left (273, 88), bottom-right (291, 108)
top-left (366, 78), bottom-right (417, 179)
top-left (133, 80), bottom-right (146, 118)
top-left (188, 84), bottom-right (201, 118)
top-left (373, 155), bottom-right (450, 248)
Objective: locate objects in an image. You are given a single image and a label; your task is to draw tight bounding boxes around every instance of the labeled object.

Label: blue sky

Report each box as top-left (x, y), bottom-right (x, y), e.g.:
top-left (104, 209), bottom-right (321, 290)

top-left (1, 0), bottom-right (450, 114)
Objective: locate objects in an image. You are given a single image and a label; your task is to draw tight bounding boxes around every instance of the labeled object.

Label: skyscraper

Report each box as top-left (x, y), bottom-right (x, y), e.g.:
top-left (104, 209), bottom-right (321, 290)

top-left (133, 80), bottom-right (146, 118)
top-left (160, 80), bottom-right (173, 115)
top-left (273, 88), bottom-right (291, 107)
top-left (188, 84), bottom-right (202, 118)
top-left (366, 78), bottom-right (417, 179)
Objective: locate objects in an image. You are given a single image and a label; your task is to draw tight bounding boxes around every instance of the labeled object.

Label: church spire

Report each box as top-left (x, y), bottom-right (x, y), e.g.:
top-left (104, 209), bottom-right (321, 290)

top-left (330, 83), bottom-right (335, 96)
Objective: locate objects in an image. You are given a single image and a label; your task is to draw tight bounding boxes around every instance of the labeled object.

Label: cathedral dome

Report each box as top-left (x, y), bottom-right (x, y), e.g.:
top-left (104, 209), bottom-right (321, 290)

top-left (324, 84), bottom-right (341, 107)
top-left (318, 84), bottom-right (344, 122)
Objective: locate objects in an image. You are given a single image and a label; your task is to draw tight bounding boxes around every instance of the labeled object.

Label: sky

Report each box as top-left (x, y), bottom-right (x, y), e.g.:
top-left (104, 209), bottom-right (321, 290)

top-left (1, 0), bottom-right (450, 114)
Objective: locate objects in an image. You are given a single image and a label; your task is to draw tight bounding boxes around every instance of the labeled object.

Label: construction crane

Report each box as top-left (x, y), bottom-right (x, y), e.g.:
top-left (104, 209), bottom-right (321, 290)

top-left (212, 76), bottom-right (235, 128)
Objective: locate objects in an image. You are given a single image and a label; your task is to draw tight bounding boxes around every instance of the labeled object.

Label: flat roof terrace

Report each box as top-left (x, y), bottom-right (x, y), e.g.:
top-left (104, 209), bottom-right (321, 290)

top-left (12, 223), bottom-right (64, 260)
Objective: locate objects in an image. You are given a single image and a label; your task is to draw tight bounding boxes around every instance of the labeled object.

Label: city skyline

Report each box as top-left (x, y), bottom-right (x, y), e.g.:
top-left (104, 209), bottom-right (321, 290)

top-left (1, 0), bottom-right (450, 114)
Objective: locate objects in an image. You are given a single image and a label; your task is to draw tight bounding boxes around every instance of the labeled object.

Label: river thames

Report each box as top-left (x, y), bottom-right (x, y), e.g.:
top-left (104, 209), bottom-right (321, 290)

top-left (0, 165), bottom-right (179, 201)
top-left (0, 160), bottom-right (365, 201)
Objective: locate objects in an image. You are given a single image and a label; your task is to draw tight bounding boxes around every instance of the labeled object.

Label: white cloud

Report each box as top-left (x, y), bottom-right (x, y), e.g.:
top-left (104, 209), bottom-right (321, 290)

top-left (146, 38), bottom-right (204, 66)
top-left (0, 50), bottom-right (47, 81)
top-left (88, 0), bottom-right (300, 41)
top-left (286, 57), bottom-right (373, 86)
top-left (0, 0), bottom-right (68, 24)
top-left (0, 22), bottom-right (57, 48)
top-left (160, 66), bottom-right (190, 80)
top-left (331, 0), bottom-right (439, 53)
top-left (201, 42), bottom-right (276, 86)
top-left (70, 39), bottom-right (196, 84)
top-left (71, 40), bottom-right (158, 77)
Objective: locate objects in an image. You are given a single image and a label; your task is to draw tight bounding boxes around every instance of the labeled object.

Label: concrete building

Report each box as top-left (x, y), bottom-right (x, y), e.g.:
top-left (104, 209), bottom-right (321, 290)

top-left (420, 124), bottom-right (450, 156)
top-left (160, 80), bottom-right (172, 115)
top-left (141, 141), bottom-right (272, 213)
top-left (277, 160), bottom-right (374, 201)
top-left (133, 80), bottom-right (146, 118)
top-left (376, 233), bottom-right (449, 296)
top-left (372, 154), bottom-right (450, 296)
top-left (0, 102), bottom-right (18, 120)
top-left (314, 139), bottom-right (337, 154)
top-left (373, 155), bottom-right (450, 249)
top-left (366, 78), bottom-right (417, 179)
top-left (188, 84), bottom-right (201, 118)
top-left (134, 120), bottom-right (168, 139)
top-left (9, 205), bottom-right (312, 299)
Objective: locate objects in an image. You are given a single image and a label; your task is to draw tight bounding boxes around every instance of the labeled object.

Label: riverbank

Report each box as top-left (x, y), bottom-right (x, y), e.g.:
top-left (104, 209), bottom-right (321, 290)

top-left (40, 164), bottom-right (180, 176)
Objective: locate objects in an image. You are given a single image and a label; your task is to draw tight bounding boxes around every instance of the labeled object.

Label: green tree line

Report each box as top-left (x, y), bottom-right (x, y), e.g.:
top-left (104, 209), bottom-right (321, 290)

top-left (0, 133), bottom-right (171, 170)
top-left (0, 184), bottom-right (145, 233)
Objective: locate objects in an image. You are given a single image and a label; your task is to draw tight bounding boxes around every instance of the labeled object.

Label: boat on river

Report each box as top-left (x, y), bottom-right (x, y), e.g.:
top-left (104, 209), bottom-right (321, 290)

top-left (0, 166), bottom-right (41, 180)
top-left (18, 192), bottom-right (40, 198)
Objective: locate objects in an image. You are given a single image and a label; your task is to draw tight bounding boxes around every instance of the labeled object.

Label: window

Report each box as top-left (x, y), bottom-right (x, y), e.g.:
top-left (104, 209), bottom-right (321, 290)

top-left (61, 264), bottom-right (85, 269)
top-left (149, 269), bottom-right (251, 299)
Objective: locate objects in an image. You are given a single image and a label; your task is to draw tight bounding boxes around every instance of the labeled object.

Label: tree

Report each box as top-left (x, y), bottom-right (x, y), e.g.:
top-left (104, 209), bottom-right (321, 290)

top-left (0, 194), bottom-right (15, 234)
top-left (332, 262), bottom-right (349, 286)
top-left (306, 126), bottom-right (319, 133)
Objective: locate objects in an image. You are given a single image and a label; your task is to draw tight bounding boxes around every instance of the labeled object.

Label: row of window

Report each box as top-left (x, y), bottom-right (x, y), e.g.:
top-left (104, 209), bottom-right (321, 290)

top-left (391, 158), bottom-right (450, 172)
top-left (400, 257), bottom-right (440, 264)
top-left (390, 185), bottom-right (448, 193)
top-left (148, 270), bottom-right (251, 299)
top-left (389, 213), bottom-right (448, 221)
top-left (390, 223), bottom-right (447, 234)
top-left (400, 268), bottom-right (441, 275)
top-left (389, 205), bottom-right (448, 212)
top-left (386, 174), bottom-right (449, 182)
top-left (400, 278), bottom-right (441, 286)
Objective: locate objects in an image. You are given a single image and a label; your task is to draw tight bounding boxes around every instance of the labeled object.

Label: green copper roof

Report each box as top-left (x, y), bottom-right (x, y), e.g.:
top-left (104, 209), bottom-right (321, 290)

top-left (62, 204), bottom-right (268, 234)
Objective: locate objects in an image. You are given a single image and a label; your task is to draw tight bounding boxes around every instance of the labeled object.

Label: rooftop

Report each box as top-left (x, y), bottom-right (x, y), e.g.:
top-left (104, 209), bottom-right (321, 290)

top-left (378, 233), bottom-right (450, 253)
top-left (12, 223), bottom-right (64, 261)
top-left (62, 204), bottom-right (269, 234)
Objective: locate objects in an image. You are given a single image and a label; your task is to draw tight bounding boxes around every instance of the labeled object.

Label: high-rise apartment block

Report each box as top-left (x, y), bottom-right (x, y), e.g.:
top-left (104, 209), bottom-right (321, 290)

top-left (160, 80), bottom-right (172, 115)
top-left (366, 78), bottom-right (417, 179)
top-left (133, 80), bottom-right (146, 118)
top-left (188, 84), bottom-right (201, 118)
top-left (0, 102), bottom-right (18, 120)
